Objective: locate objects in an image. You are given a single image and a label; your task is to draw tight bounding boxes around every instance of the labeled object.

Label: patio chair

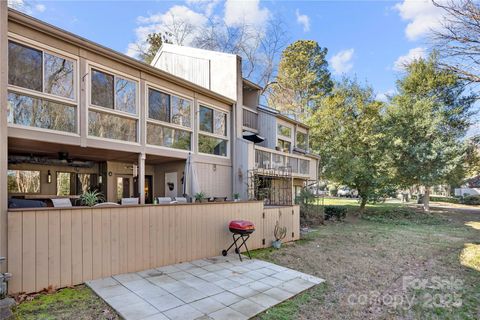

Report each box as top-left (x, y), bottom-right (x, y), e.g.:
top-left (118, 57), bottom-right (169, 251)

top-left (121, 198), bottom-right (139, 205)
top-left (157, 197), bottom-right (174, 204)
top-left (174, 197), bottom-right (187, 203)
top-left (93, 202), bottom-right (120, 208)
top-left (52, 198), bottom-right (72, 208)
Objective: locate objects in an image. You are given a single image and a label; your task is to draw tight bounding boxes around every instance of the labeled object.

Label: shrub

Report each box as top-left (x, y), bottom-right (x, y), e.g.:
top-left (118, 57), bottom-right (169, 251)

top-left (461, 195), bottom-right (480, 205)
top-left (329, 187), bottom-right (338, 197)
top-left (324, 206), bottom-right (347, 221)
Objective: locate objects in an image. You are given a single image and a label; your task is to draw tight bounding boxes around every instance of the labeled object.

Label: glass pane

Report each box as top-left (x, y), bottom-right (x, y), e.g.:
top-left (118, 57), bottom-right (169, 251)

top-left (171, 96), bottom-right (191, 128)
top-left (77, 173), bottom-right (95, 193)
top-left (255, 150), bottom-right (271, 169)
top-left (147, 123), bottom-right (191, 150)
top-left (8, 92), bottom-right (77, 133)
top-left (116, 177), bottom-right (123, 202)
top-left (296, 132), bottom-right (308, 150)
top-left (214, 110), bottom-right (227, 136)
top-left (88, 110), bottom-right (137, 142)
top-left (7, 170), bottom-right (40, 193)
top-left (198, 135), bottom-right (227, 157)
top-left (44, 52), bottom-right (74, 99)
top-left (148, 88), bottom-right (170, 122)
top-left (115, 77), bottom-right (137, 114)
top-left (8, 41), bottom-right (42, 92)
top-left (199, 106), bottom-right (213, 133)
top-left (277, 124), bottom-right (292, 138)
top-left (56, 172), bottom-right (72, 196)
top-left (91, 69), bottom-right (114, 109)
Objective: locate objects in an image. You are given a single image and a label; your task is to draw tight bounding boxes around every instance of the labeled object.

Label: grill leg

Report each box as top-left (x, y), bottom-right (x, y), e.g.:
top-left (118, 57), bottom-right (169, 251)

top-left (235, 234), bottom-right (251, 261)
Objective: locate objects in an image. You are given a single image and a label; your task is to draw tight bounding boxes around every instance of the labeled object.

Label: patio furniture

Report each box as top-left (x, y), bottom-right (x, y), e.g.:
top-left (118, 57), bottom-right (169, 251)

top-left (222, 220), bottom-right (255, 261)
top-left (174, 197), bottom-right (187, 203)
top-left (121, 198), bottom-right (139, 205)
top-left (52, 198), bottom-right (72, 208)
top-left (93, 202), bottom-right (120, 208)
top-left (213, 197), bottom-right (227, 202)
top-left (8, 198), bottom-right (46, 208)
top-left (157, 197), bottom-right (174, 204)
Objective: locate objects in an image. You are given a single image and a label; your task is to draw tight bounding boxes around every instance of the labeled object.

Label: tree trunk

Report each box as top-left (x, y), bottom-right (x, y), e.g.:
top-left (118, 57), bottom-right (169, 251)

top-left (423, 186), bottom-right (430, 212)
top-left (358, 196), bottom-right (368, 217)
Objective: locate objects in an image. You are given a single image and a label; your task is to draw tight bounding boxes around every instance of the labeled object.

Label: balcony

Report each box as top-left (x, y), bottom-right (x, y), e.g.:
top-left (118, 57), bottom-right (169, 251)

top-left (254, 146), bottom-right (310, 176)
top-left (243, 108), bottom-right (258, 131)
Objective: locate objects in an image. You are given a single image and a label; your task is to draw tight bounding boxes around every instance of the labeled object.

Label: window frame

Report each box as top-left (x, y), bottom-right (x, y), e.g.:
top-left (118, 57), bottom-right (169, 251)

top-left (7, 33), bottom-right (80, 136)
top-left (197, 101), bottom-right (230, 158)
top-left (145, 82), bottom-right (194, 152)
top-left (86, 61), bottom-right (140, 144)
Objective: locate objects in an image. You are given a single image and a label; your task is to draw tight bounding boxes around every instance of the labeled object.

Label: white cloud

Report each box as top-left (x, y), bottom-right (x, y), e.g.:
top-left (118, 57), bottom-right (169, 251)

top-left (8, 0), bottom-right (46, 14)
top-left (394, 0), bottom-right (445, 40)
top-left (295, 9), bottom-right (310, 32)
top-left (224, 0), bottom-right (270, 28)
top-left (35, 3), bottom-right (46, 12)
top-left (127, 5), bottom-right (208, 57)
top-left (330, 48), bottom-right (355, 75)
top-left (127, 0), bottom-right (271, 58)
top-left (394, 47), bottom-right (427, 71)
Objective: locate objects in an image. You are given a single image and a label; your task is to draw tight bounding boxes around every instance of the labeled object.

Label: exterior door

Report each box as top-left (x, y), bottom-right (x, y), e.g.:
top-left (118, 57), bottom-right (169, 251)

top-left (133, 175), bottom-right (153, 204)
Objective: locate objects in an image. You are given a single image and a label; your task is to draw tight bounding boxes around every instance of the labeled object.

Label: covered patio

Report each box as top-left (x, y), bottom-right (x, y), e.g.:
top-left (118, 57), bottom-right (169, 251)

top-left (86, 255), bottom-right (324, 320)
top-left (7, 137), bottom-right (191, 207)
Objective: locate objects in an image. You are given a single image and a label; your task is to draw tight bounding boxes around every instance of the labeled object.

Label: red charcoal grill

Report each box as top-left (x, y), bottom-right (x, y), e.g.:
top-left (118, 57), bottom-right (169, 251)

top-left (222, 220), bottom-right (255, 261)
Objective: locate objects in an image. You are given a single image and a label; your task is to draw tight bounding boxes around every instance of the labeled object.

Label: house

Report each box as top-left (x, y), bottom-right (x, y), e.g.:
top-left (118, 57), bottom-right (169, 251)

top-left (0, 5), bottom-right (304, 295)
top-left (152, 44), bottom-right (320, 205)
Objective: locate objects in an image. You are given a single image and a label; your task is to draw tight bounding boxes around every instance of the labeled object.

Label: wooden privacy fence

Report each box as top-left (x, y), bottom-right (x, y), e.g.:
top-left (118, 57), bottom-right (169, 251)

top-left (7, 201), bottom-right (299, 294)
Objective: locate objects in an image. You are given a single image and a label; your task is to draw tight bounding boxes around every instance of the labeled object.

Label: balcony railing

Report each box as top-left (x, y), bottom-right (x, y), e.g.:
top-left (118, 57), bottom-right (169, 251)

top-left (243, 108), bottom-right (258, 131)
top-left (254, 146), bottom-right (310, 175)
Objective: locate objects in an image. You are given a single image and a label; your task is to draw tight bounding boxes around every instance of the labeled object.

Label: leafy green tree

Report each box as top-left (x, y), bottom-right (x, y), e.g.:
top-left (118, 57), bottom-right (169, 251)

top-left (386, 54), bottom-right (475, 211)
top-left (309, 79), bottom-right (392, 214)
top-left (268, 40), bottom-right (333, 121)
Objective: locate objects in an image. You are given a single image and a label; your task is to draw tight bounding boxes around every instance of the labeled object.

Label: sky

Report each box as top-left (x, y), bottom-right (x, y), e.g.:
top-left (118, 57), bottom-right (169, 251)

top-left (8, 0), bottom-right (445, 102)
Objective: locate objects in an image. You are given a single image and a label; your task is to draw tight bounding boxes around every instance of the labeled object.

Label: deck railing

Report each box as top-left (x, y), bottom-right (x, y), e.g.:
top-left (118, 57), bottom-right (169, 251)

top-left (7, 202), bottom-right (299, 294)
top-left (254, 146), bottom-right (310, 176)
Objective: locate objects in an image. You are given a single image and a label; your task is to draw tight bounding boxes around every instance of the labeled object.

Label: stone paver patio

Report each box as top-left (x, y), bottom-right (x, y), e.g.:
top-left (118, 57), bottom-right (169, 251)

top-left (86, 255), bottom-right (324, 320)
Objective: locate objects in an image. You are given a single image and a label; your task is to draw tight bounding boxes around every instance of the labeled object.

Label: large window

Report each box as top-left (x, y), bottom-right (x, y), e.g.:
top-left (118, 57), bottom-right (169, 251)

top-left (88, 110), bottom-right (137, 142)
top-left (89, 67), bottom-right (138, 142)
top-left (57, 172), bottom-right (97, 195)
top-left (8, 92), bottom-right (77, 133)
top-left (146, 87), bottom-right (192, 150)
top-left (147, 123), bottom-right (191, 150)
top-left (7, 170), bottom-right (41, 193)
top-left (198, 105), bottom-right (229, 157)
top-left (277, 124), bottom-right (292, 139)
top-left (7, 40), bottom-right (77, 134)
top-left (296, 131), bottom-right (308, 150)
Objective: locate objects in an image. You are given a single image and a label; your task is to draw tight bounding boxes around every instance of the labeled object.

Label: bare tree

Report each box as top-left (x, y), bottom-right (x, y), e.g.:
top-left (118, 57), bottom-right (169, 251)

top-left (192, 16), bottom-right (288, 91)
top-left (432, 0), bottom-right (480, 83)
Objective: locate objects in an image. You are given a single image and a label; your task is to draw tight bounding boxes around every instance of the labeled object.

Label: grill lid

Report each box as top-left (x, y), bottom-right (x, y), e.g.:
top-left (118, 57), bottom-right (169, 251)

top-left (229, 220), bottom-right (255, 230)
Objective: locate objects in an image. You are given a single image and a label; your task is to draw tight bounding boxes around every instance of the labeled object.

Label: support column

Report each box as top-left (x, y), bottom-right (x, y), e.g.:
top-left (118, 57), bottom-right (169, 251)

top-left (138, 153), bottom-right (145, 205)
top-left (0, 1), bottom-right (8, 272)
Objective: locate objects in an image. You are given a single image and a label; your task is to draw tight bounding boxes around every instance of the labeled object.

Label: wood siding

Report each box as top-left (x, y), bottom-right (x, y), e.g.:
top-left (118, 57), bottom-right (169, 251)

top-left (7, 202), bottom-right (299, 294)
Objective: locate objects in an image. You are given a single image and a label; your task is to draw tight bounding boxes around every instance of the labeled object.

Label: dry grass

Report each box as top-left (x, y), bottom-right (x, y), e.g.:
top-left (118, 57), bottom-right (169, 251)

top-left (255, 203), bottom-right (480, 320)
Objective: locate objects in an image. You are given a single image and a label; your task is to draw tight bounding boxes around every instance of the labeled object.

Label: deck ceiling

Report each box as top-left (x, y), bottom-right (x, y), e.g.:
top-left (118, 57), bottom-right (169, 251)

top-left (8, 137), bottom-right (183, 164)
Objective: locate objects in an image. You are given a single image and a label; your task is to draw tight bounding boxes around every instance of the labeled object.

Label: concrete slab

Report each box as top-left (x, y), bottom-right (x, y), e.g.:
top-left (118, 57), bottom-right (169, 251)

top-left (86, 256), bottom-right (325, 320)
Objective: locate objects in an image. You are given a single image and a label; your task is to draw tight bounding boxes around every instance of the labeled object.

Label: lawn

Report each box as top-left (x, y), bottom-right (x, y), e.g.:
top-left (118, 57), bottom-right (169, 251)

top-left (253, 200), bottom-right (480, 320)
